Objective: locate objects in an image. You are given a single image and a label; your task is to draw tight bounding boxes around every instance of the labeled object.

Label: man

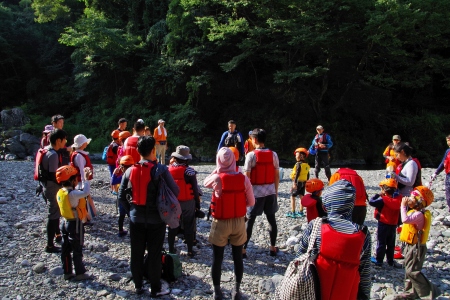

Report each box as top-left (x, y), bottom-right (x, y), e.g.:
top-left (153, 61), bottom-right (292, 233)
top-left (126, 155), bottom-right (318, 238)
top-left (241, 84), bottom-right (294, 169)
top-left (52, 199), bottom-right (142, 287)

top-left (242, 128), bottom-right (280, 258)
top-left (153, 119), bottom-right (168, 164)
top-left (118, 136), bottom-right (179, 296)
top-left (217, 120), bottom-right (245, 162)
top-left (117, 118), bottom-right (128, 132)
top-left (51, 114), bottom-right (65, 130)
top-left (123, 119), bottom-right (146, 165)
top-left (40, 129), bottom-right (68, 253)
top-left (308, 125), bottom-right (333, 181)
top-left (40, 115), bottom-right (65, 149)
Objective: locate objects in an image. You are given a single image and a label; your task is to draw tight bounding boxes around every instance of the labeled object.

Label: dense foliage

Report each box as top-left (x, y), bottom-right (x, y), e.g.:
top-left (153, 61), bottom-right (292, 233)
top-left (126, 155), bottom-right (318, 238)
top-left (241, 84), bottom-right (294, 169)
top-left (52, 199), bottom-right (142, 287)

top-left (2, 0), bottom-right (450, 165)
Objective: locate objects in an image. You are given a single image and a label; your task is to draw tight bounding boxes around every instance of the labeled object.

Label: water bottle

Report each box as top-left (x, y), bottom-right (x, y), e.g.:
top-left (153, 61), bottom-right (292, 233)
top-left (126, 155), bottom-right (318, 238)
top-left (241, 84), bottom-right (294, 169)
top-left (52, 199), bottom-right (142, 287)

top-left (386, 165), bottom-right (394, 179)
top-left (279, 167), bottom-right (284, 180)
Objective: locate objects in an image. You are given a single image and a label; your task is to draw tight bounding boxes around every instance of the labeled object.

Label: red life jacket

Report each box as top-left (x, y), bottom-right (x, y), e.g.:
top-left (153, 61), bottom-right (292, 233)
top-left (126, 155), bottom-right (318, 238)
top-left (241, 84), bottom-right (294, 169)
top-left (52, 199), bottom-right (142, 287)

top-left (332, 168), bottom-right (367, 206)
top-left (395, 158), bottom-right (422, 187)
top-left (314, 133), bottom-right (328, 150)
top-left (444, 151), bottom-right (450, 174)
top-left (316, 223), bottom-right (366, 300)
top-left (374, 194), bottom-right (402, 225)
top-left (211, 173), bottom-right (247, 220)
top-left (70, 151), bottom-right (94, 181)
top-left (123, 136), bottom-right (141, 166)
top-left (34, 148), bottom-right (49, 181)
top-left (301, 194), bottom-right (319, 223)
top-left (106, 142), bottom-right (118, 165)
top-left (168, 165), bottom-right (193, 201)
top-left (250, 150), bottom-right (275, 185)
top-left (129, 162), bottom-right (155, 206)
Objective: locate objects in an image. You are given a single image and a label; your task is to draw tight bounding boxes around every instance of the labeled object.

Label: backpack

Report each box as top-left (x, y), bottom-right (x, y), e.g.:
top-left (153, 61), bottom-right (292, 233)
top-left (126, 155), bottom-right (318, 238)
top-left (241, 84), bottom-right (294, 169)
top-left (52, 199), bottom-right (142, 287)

top-left (156, 176), bottom-right (182, 228)
top-left (143, 251), bottom-right (182, 282)
top-left (275, 218), bottom-right (321, 300)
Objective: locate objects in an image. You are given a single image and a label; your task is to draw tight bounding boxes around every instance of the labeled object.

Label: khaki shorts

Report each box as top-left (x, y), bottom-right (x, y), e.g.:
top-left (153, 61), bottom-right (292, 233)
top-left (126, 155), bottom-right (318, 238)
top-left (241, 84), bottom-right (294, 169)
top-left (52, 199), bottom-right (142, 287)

top-left (208, 217), bottom-right (246, 247)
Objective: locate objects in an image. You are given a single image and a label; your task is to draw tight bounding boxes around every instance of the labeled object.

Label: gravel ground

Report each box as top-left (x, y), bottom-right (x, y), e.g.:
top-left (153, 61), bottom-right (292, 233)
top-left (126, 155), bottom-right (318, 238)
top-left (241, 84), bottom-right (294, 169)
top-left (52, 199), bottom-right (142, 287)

top-left (0, 160), bottom-right (449, 299)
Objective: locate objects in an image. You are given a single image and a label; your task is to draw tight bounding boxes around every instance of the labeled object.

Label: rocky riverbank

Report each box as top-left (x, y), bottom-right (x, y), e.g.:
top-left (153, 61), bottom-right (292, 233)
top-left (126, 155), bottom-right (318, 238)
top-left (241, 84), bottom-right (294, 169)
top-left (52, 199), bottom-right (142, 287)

top-left (0, 161), bottom-right (449, 299)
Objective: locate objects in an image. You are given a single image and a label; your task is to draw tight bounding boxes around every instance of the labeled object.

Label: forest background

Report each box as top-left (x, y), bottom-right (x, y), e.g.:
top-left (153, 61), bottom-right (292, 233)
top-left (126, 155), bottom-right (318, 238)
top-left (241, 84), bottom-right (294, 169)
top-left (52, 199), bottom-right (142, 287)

top-left (2, 0), bottom-right (450, 166)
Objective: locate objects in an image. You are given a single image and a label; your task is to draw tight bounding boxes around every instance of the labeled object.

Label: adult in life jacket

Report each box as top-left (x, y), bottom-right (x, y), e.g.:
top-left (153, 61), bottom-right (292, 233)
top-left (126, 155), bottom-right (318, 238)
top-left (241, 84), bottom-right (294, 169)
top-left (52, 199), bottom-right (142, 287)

top-left (56, 165), bottom-right (93, 281)
top-left (39, 129), bottom-right (68, 254)
top-left (118, 136), bottom-right (179, 297)
top-left (329, 168), bottom-right (368, 226)
top-left (383, 135), bottom-right (402, 170)
top-left (301, 178), bottom-right (326, 223)
top-left (243, 128), bottom-right (280, 258)
top-left (153, 119), bottom-right (168, 165)
top-left (297, 180), bottom-right (371, 300)
top-left (430, 134), bottom-right (450, 213)
top-left (204, 147), bottom-right (255, 300)
top-left (217, 120), bottom-right (245, 164)
top-left (243, 130), bottom-right (255, 156)
top-left (389, 142), bottom-right (421, 196)
top-left (167, 145), bottom-right (201, 258)
top-left (70, 134), bottom-right (93, 189)
top-left (308, 125), bottom-right (333, 181)
top-left (395, 186), bottom-right (441, 299)
top-left (51, 114), bottom-right (71, 165)
top-left (124, 119), bottom-right (146, 165)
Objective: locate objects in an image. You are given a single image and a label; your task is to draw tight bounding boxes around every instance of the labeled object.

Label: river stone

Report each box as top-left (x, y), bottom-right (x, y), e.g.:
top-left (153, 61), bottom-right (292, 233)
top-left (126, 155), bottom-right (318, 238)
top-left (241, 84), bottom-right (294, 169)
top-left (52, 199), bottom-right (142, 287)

top-left (32, 262), bottom-right (46, 273)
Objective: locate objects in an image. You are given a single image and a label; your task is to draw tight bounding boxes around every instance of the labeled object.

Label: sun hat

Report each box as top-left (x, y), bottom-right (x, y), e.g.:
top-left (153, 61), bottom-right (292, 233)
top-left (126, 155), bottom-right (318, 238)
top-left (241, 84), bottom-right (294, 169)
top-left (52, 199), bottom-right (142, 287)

top-left (392, 135), bottom-right (401, 140)
top-left (71, 134), bottom-right (92, 149)
top-left (171, 145), bottom-right (192, 160)
top-left (158, 119), bottom-right (165, 124)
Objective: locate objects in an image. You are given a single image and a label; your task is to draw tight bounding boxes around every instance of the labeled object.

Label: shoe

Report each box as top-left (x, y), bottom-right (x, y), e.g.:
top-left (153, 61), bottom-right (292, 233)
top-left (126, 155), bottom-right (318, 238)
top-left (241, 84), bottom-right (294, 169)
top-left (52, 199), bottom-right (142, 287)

top-left (214, 290), bottom-right (223, 300)
top-left (231, 289), bottom-right (242, 300)
top-left (55, 235), bottom-right (62, 243)
top-left (74, 272), bottom-right (93, 281)
top-left (295, 211), bottom-right (305, 218)
top-left (111, 191), bottom-right (118, 195)
top-left (187, 251), bottom-right (196, 258)
top-left (63, 273), bottom-right (75, 280)
top-left (45, 246), bottom-right (61, 253)
top-left (270, 247), bottom-right (283, 257)
top-left (370, 257), bottom-right (382, 267)
top-left (135, 287), bottom-right (145, 295)
top-left (118, 230), bottom-right (128, 237)
top-left (394, 245), bottom-right (401, 251)
top-left (394, 251), bottom-right (404, 259)
top-left (150, 288), bottom-right (170, 297)
top-left (285, 211), bottom-right (296, 218)
top-left (389, 261), bottom-right (403, 269)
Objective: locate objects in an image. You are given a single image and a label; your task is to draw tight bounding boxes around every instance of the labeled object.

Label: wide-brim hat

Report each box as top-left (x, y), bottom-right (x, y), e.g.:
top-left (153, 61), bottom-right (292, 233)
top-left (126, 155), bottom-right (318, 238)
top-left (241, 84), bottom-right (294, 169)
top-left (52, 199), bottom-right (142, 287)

top-left (171, 145), bottom-right (192, 160)
top-left (71, 134), bottom-right (92, 149)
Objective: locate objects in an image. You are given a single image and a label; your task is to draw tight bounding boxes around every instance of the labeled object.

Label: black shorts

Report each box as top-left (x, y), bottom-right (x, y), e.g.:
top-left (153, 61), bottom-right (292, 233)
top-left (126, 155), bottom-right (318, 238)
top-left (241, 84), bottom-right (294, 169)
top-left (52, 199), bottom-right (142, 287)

top-left (291, 182), bottom-right (306, 197)
top-left (248, 194), bottom-right (278, 216)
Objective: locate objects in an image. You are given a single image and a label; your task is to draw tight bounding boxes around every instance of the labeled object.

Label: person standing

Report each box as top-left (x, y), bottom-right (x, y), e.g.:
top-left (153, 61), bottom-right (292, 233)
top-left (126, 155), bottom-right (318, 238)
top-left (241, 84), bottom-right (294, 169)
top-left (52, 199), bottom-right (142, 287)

top-left (242, 128), bottom-right (280, 258)
top-left (124, 119), bottom-right (146, 164)
top-left (217, 120), bottom-right (245, 163)
top-left (153, 119), bottom-right (168, 164)
top-left (430, 134), bottom-right (450, 213)
top-left (40, 129), bottom-right (68, 253)
top-left (243, 131), bottom-right (255, 156)
top-left (308, 125), bottom-right (333, 181)
top-left (118, 136), bottom-right (179, 296)
top-left (117, 118), bottom-right (128, 132)
top-left (390, 142), bottom-right (420, 197)
top-left (204, 147), bottom-right (255, 300)
top-left (383, 135), bottom-right (402, 170)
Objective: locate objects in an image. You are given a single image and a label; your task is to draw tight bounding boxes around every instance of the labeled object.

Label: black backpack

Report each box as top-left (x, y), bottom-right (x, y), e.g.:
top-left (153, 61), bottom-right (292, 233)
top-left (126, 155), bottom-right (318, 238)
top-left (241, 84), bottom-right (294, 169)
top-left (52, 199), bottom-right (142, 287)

top-left (224, 132), bottom-right (239, 147)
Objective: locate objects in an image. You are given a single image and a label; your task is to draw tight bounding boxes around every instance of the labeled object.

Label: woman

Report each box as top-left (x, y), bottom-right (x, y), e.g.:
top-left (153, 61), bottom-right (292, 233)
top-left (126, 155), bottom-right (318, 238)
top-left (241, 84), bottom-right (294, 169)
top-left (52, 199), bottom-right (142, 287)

top-left (390, 142), bottom-right (421, 197)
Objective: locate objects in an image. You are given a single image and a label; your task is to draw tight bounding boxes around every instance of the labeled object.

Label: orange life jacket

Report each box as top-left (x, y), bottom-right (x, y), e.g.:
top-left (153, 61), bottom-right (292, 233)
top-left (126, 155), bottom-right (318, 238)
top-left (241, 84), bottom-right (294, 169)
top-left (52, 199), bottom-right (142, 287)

top-left (316, 223), bottom-right (366, 300)
top-left (168, 165), bottom-right (193, 201)
top-left (123, 136), bottom-right (141, 166)
top-left (129, 162), bottom-right (155, 206)
top-left (211, 173), bottom-right (247, 220)
top-left (106, 142), bottom-right (118, 165)
top-left (250, 150), bottom-right (275, 185)
top-left (70, 151), bottom-right (94, 181)
top-left (330, 168), bottom-right (367, 206)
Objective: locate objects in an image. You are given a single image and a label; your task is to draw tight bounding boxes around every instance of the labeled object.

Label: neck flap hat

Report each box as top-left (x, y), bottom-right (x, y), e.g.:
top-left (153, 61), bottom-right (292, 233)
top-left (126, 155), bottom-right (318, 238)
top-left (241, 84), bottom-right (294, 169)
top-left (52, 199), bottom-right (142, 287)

top-left (322, 179), bottom-right (356, 220)
top-left (216, 147), bottom-right (236, 173)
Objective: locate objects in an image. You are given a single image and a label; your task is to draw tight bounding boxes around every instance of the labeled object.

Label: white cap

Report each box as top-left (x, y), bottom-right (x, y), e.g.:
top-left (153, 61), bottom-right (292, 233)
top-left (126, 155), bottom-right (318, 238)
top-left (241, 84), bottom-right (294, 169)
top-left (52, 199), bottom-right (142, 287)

top-left (158, 119), bottom-right (165, 124)
top-left (316, 125), bottom-right (324, 130)
top-left (71, 134), bottom-right (92, 149)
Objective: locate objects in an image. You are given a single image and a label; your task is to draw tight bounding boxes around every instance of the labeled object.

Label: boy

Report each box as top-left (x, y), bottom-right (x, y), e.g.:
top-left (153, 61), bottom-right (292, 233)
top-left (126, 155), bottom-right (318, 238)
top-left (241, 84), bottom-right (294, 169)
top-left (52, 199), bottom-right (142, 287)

top-left (301, 178), bottom-right (326, 222)
top-left (369, 178), bottom-right (402, 268)
top-left (111, 155), bottom-right (134, 237)
top-left (394, 186), bottom-right (441, 299)
top-left (56, 165), bottom-right (93, 281)
top-left (286, 148), bottom-right (310, 218)
top-left (107, 130), bottom-right (120, 194)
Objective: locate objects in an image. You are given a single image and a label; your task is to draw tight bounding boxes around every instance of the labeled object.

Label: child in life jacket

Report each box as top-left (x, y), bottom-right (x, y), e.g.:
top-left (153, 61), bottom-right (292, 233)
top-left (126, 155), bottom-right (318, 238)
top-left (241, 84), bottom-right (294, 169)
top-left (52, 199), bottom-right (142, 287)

top-left (301, 178), bottom-right (326, 223)
top-left (56, 165), bottom-right (93, 281)
top-left (395, 186), bottom-right (441, 299)
top-left (369, 178), bottom-right (402, 268)
top-left (111, 155), bottom-right (134, 237)
top-left (286, 148), bottom-right (310, 218)
top-left (430, 134), bottom-right (450, 213)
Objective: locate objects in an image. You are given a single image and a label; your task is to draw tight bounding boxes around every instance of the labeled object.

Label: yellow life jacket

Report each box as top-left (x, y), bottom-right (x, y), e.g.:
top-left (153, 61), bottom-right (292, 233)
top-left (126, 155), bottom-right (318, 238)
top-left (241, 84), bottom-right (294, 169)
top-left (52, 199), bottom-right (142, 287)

top-left (399, 209), bottom-right (431, 245)
top-left (57, 189), bottom-right (88, 222)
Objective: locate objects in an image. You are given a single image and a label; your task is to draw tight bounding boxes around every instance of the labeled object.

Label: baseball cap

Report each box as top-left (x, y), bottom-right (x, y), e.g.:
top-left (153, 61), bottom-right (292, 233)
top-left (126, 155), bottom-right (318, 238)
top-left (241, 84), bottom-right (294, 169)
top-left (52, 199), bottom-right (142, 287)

top-left (392, 135), bottom-right (401, 140)
top-left (51, 115), bottom-right (64, 123)
top-left (316, 125), bottom-right (324, 130)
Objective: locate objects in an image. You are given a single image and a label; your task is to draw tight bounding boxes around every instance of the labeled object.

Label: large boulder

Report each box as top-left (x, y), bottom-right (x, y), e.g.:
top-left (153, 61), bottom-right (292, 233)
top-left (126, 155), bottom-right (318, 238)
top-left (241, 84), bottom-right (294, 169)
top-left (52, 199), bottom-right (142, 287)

top-left (3, 129), bottom-right (22, 139)
top-left (4, 136), bottom-right (27, 159)
top-left (20, 133), bottom-right (41, 156)
top-left (0, 108), bottom-right (29, 130)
